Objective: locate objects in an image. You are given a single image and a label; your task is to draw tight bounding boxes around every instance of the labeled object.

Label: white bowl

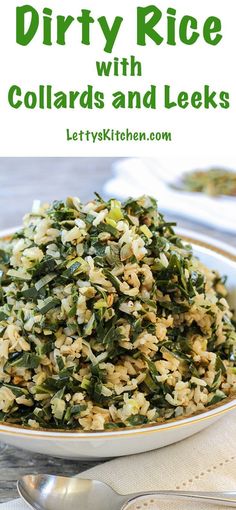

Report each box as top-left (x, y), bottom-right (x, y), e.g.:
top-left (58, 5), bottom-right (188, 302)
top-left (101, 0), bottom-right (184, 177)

top-left (0, 229), bottom-right (235, 459)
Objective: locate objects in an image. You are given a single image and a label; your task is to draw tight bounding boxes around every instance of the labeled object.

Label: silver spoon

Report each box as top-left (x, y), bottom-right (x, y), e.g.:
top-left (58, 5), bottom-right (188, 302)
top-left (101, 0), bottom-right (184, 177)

top-left (17, 475), bottom-right (236, 510)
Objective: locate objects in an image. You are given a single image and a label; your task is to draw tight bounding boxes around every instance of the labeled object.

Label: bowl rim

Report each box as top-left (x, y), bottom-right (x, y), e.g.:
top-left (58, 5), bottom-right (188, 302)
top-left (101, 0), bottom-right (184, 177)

top-left (0, 395), bottom-right (235, 439)
top-left (0, 227), bottom-right (236, 440)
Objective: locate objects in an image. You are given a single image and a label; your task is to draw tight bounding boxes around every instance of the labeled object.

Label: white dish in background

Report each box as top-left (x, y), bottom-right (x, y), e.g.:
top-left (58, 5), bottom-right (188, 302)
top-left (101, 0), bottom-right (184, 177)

top-left (104, 158), bottom-right (236, 234)
top-left (0, 228), bottom-right (235, 459)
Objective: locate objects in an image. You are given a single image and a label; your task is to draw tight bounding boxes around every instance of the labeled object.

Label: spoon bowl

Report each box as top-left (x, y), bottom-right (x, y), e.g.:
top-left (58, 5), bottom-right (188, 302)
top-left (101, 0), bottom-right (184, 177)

top-left (18, 476), bottom-right (126, 510)
top-left (18, 475), bottom-right (236, 510)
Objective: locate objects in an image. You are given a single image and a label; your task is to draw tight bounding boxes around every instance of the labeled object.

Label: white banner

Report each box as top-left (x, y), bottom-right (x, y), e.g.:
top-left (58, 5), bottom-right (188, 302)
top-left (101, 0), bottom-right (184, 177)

top-left (0, 0), bottom-right (235, 156)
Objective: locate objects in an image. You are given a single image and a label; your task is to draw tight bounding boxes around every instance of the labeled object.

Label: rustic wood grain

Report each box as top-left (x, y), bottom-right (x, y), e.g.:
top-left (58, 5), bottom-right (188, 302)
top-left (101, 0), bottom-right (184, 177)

top-left (0, 443), bottom-right (102, 503)
top-left (0, 157), bottom-right (235, 503)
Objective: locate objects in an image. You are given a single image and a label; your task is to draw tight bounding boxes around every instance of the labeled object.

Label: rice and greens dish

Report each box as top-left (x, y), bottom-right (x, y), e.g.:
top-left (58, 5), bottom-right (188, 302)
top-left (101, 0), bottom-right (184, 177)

top-left (0, 195), bottom-right (235, 431)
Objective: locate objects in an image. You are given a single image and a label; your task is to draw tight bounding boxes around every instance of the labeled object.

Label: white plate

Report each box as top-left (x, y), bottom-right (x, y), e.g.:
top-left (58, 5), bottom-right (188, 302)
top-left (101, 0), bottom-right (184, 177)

top-left (0, 228), bottom-right (235, 459)
top-left (105, 158), bottom-right (236, 234)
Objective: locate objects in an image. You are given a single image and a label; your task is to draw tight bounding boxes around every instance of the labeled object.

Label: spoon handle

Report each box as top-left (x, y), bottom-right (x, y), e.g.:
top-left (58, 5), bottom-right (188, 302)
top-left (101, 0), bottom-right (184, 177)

top-left (126, 491), bottom-right (236, 507)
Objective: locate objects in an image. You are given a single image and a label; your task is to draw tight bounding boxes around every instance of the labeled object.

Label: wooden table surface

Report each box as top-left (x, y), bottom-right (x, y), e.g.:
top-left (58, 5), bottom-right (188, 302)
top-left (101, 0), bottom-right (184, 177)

top-left (0, 157), bottom-right (235, 504)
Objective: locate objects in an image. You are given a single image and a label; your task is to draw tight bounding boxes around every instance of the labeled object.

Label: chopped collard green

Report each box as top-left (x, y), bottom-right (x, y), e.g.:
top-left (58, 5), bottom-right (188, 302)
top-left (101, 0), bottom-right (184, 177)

top-left (171, 168), bottom-right (236, 197)
top-left (0, 195), bottom-right (235, 431)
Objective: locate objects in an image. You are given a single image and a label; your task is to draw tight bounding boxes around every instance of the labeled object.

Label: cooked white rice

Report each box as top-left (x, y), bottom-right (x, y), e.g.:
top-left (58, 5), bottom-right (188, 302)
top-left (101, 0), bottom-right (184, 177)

top-left (0, 195), bottom-right (235, 431)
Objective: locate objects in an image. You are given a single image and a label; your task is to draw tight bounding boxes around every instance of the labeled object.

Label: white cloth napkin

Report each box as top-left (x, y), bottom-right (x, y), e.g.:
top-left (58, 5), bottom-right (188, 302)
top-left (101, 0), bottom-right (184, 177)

top-left (104, 158), bottom-right (236, 234)
top-left (1, 411), bottom-right (236, 510)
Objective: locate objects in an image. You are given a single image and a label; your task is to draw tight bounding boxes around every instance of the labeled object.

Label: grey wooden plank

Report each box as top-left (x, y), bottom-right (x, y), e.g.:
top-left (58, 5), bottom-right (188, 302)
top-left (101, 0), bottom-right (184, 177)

top-left (0, 157), bottom-right (119, 230)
